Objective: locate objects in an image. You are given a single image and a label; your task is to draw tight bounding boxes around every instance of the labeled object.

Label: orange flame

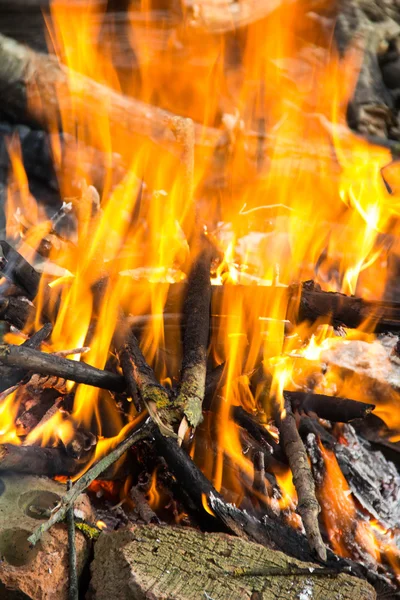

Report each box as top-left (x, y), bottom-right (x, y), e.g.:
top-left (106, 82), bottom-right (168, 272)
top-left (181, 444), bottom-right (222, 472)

top-left (2, 0), bottom-right (400, 578)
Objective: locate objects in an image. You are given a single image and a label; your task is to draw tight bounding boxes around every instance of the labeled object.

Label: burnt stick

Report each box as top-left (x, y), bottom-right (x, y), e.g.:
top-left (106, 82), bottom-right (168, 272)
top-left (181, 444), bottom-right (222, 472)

top-left (5, 279), bottom-right (400, 339)
top-left (176, 246), bottom-right (212, 429)
top-left (0, 344), bottom-right (126, 392)
top-left (276, 400), bottom-right (327, 562)
top-left (288, 281), bottom-right (400, 332)
top-left (0, 322), bottom-right (52, 393)
top-left (284, 391), bottom-right (375, 423)
top-left (137, 282), bottom-right (400, 334)
top-left (231, 405), bottom-right (286, 463)
top-left (0, 240), bottom-right (41, 299)
top-left (117, 329), bottom-right (178, 437)
top-left (0, 443), bottom-right (77, 476)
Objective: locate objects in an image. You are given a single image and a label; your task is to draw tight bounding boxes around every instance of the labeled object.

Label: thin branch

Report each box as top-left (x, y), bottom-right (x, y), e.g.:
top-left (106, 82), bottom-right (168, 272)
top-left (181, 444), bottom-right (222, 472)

top-left (277, 400), bottom-right (327, 562)
top-left (28, 419), bottom-right (152, 546)
top-left (117, 331), bottom-right (178, 437)
top-left (176, 246), bottom-right (212, 432)
top-left (67, 479), bottom-right (78, 600)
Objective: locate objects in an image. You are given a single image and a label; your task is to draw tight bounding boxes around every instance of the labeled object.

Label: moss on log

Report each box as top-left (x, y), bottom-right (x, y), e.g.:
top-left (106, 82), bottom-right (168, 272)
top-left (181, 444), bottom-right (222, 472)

top-left (90, 525), bottom-right (376, 600)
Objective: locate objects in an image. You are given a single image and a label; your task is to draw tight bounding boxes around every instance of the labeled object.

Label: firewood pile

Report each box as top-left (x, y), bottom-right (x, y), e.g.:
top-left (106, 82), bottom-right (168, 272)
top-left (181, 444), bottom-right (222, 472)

top-left (1, 1), bottom-right (400, 599)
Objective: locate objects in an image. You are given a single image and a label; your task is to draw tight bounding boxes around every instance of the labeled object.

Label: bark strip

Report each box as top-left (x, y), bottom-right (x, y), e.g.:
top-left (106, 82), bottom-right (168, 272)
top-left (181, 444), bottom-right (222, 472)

top-left (0, 344), bottom-right (126, 392)
top-left (277, 400), bottom-right (327, 562)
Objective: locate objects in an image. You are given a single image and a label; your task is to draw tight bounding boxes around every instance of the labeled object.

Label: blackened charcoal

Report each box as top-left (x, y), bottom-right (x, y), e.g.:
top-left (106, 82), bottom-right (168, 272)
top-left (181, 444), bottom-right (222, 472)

top-left (0, 123), bottom-right (58, 190)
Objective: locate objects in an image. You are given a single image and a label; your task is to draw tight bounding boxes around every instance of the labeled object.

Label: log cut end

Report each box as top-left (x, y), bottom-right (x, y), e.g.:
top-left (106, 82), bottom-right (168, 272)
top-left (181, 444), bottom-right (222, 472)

top-left (89, 525), bottom-right (376, 600)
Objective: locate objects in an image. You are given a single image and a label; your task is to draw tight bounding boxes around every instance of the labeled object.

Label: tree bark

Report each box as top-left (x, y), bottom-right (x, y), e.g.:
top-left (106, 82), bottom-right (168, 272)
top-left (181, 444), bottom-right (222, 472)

top-left (89, 525), bottom-right (376, 600)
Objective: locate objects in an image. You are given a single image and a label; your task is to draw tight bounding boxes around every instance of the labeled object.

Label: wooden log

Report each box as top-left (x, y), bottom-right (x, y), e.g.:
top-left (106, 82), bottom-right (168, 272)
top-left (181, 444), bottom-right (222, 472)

top-left (0, 344), bottom-right (126, 392)
top-left (276, 400), bottom-right (327, 562)
top-left (0, 33), bottom-right (220, 153)
top-left (287, 280), bottom-right (400, 332)
top-left (133, 282), bottom-right (400, 334)
top-left (183, 0), bottom-right (332, 33)
top-left (152, 424), bottom-right (391, 592)
top-left (300, 418), bottom-right (400, 531)
top-left (304, 432), bottom-right (383, 571)
top-left (0, 321), bottom-right (52, 393)
top-left (0, 443), bottom-right (77, 475)
top-left (284, 391), bottom-right (375, 423)
top-left (334, 424), bottom-right (400, 531)
top-left (89, 524), bottom-right (376, 600)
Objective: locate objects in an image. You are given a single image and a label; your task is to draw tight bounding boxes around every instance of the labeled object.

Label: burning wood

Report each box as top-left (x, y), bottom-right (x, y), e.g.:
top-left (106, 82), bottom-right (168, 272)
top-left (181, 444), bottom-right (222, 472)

top-left (0, 321), bottom-right (52, 392)
top-left (0, 344), bottom-right (126, 392)
top-left (176, 244), bottom-right (212, 434)
top-left (0, 296), bottom-right (35, 330)
top-left (276, 399), bottom-right (327, 562)
top-left (1, 0), bottom-right (400, 597)
top-left (0, 443), bottom-right (76, 476)
top-left (0, 32), bottom-right (219, 154)
top-left (284, 391), bottom-right (375, 423)
top-left (0, 240), bottom-right (40, 298)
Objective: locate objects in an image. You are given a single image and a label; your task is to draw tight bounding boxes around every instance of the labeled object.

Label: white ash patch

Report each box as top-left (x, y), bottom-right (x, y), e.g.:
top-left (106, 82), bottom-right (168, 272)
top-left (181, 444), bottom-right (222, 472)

top-left (321, 333), bottom-right (400, 389)
top-left (298, 579), bottom-right (314, 599)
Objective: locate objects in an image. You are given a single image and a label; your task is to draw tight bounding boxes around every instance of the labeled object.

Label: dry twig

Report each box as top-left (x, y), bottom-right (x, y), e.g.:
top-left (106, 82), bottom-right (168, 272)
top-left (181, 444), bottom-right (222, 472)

top-left (276, 400), bottom-right (327, 562)
top-left (67, 479), bottom-right (79, 600)
top-left (28, 419), bottom-right (152, 546)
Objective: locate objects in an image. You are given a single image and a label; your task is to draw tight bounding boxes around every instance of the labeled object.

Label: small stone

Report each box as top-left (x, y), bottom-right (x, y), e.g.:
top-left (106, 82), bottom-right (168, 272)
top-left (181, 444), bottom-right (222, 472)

top-left (0, 474), bottom-right (91, 599)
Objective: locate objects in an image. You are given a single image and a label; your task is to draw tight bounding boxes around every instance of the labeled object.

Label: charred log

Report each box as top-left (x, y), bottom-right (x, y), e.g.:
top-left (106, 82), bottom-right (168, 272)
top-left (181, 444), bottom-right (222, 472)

top-left (0, 240), bottom-right (41, 299)
top-left (284, 391), bottom-right (375, 423)
top-left (147, 282), bottom-right (400, 335)
top-left (176, 246), bottom-right (212, 430)
top-left (0, 33), bottom-right (219, 153)
top-left (287, 280), bottom-right (400, 332)
top-left (0, 344), bottom-right (126, 392)
top-left (0, 295), bottom-right (35, 329)
top-left (0, 321), bottom-right (52, 393)
top-left (0, 443), bottom-right (77, 476)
